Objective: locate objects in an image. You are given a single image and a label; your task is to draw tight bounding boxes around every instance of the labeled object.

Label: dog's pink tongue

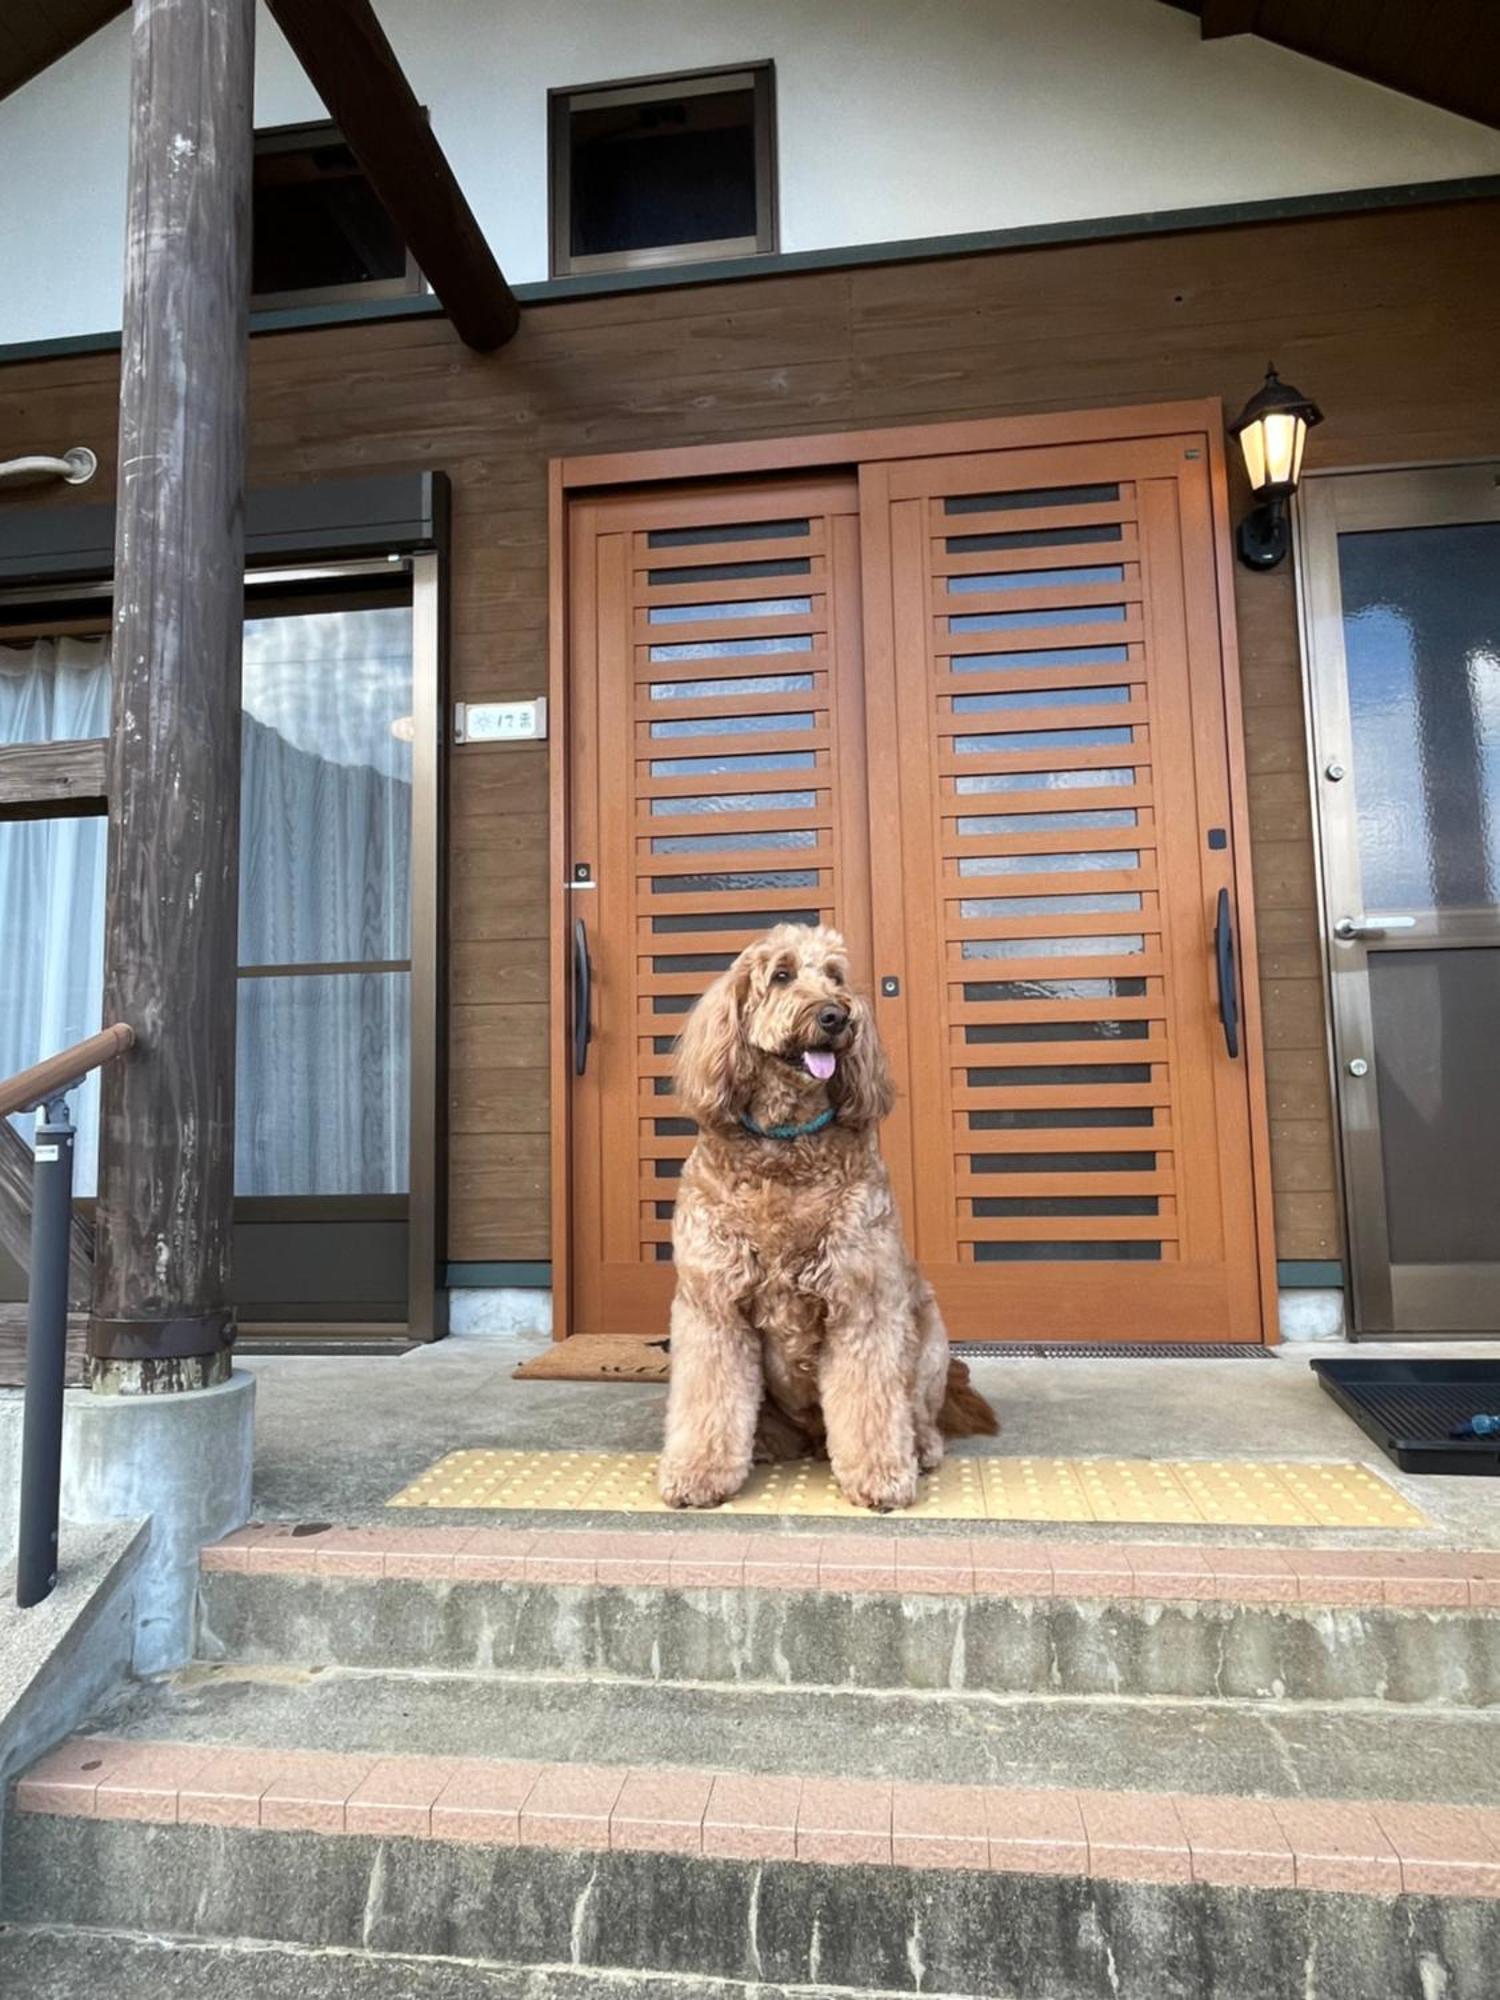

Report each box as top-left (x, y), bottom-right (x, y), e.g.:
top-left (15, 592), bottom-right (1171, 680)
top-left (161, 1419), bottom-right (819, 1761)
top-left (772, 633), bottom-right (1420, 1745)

top-left (803, 1049), bottom-right (837, 1081)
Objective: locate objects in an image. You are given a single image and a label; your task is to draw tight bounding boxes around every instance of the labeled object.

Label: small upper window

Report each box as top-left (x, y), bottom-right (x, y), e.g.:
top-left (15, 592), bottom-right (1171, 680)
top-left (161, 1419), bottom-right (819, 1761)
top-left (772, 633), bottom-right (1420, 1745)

top-left (252, 120), bottom-right (423, 309)
top-left (550, 65), bottom-right (777, 279)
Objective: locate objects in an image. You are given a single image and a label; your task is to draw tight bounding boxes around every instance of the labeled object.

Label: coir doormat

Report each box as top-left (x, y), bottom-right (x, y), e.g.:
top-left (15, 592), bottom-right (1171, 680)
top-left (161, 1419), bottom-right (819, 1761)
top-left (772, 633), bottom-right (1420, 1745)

top-left (388, 1449), bottom-right (1427, 1529)
top-left (513, 1337), bottom-right (670, 1384)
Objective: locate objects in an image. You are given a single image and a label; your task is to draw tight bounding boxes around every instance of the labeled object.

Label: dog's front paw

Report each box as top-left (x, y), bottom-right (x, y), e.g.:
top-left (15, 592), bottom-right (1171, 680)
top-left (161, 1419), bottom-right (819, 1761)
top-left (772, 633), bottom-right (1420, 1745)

top-left (658, 1454), bottom-right (744, 1510)
top-left (834, 1458), bottom-right (919, 1514)
top-left (916, 1425), bottom-right (945, 1473)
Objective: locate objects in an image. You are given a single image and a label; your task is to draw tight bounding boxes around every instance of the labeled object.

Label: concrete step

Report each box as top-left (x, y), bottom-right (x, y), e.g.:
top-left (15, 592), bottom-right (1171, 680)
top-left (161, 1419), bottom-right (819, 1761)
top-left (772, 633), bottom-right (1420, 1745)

top-left (60, 1655), bottom-right (1500, 1802)
top-left (197, 1522), bottom-right (1500, 1708)
top-left (6, 1735), bottom-right (1500, 2000)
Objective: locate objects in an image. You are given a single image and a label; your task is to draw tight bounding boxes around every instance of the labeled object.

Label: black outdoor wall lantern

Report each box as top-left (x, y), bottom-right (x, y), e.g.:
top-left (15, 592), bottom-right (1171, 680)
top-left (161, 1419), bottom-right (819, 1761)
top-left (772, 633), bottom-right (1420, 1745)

top-left (1227, 364), bottom-right (1324, 570)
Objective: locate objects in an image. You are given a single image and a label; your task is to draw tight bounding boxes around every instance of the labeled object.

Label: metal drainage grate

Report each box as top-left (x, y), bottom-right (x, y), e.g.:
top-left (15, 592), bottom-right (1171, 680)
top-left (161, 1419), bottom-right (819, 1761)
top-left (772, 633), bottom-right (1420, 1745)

top-left (952, 1341), bottom-right (1273, 1360)
top-left (235, 1337), bottom-right (416, 1358)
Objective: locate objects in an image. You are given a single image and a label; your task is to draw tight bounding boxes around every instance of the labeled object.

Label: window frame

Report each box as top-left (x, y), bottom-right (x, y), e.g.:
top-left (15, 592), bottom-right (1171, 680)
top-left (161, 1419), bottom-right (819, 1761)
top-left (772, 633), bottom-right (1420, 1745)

top-left (251, 117), bottom-right (427, 312)
top-left (548, 62), bottom-right (778, 280)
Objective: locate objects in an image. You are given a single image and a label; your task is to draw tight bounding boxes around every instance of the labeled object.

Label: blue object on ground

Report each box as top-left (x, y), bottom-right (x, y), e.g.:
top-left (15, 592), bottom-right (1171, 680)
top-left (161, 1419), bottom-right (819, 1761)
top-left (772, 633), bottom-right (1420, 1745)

top-left (1449, 1413), bottom-right (1500, 1440)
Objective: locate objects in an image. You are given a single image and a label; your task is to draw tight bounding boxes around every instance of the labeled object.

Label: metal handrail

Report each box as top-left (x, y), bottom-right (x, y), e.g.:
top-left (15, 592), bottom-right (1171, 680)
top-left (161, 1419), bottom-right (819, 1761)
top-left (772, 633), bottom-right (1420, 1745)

top-left (0, 447), bottom-right (98, 488)
top-left (0, 1023), bottom-right (135, 1119)
top-left (10, 1022), bottom-right (135, 1609)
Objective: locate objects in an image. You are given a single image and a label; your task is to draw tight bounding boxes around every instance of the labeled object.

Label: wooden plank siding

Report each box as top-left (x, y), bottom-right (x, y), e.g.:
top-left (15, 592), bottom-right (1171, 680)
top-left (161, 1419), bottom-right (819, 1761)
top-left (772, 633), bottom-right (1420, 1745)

top-left (0, 738), bottom-right (107, 817)
top-left (3, 196), bottom-right (1497, 1264)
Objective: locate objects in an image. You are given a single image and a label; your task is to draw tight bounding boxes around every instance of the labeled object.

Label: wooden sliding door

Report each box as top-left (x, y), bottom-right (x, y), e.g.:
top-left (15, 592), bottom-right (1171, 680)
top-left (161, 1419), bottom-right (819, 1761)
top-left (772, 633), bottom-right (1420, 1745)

top-left (558, 408), bottom-right (1271, 1343)
top-left (860, 437), bottom-right (1263, 1339)
top-left (565, 477), bottom-right (870, 1337)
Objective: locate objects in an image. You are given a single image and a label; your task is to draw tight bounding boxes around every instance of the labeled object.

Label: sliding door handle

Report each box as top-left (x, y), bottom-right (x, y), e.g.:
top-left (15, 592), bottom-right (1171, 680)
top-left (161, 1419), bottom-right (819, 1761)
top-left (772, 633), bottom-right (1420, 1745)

top-left (572, 917), bottom-right (593, 1077)
top-left (1333, 914), bottom-right (1416, 941)
top-left (1214, 888), bottom-right (1240, 1060)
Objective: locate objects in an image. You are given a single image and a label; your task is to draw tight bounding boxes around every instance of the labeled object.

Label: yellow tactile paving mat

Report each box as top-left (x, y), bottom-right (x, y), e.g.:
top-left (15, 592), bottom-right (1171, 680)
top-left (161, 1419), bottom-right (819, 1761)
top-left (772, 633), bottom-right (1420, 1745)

top-left (388, 1450), bottom-right (1427, 1530)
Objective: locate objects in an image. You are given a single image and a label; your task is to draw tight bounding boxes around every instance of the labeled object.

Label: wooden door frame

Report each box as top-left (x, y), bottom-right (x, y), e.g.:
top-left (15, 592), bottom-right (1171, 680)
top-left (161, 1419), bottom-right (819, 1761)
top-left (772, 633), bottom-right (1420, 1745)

top-left (548, 399), bottom-right (1278, 1343)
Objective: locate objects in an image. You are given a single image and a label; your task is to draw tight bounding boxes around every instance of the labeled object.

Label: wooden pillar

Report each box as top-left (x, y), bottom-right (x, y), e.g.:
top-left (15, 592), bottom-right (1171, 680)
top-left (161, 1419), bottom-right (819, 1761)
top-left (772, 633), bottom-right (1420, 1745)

top-left (89, 0), bottom-right (256, 1393)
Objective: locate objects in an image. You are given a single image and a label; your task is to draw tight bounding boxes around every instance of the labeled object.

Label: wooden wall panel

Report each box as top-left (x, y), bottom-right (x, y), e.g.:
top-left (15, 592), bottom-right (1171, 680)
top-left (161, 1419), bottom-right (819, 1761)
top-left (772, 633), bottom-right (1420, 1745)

top-left (5, 196), bottom-right (1498, 1262)
top-left (1232, 558), bottom-right (1338, 1261)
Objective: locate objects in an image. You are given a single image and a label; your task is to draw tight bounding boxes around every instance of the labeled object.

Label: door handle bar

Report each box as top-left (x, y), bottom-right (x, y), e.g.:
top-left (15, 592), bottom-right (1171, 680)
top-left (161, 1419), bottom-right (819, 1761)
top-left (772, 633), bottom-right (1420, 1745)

top-left (1214, 888), bottom-right (1240, 1060)
top-left (573, 917), bottom-right (592, 1077)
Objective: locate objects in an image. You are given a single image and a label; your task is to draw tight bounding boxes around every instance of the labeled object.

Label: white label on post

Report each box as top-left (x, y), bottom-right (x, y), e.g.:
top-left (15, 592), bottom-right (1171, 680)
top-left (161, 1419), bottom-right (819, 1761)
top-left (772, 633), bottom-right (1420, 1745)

top-left (35, 1145), bottom-right (60, 1161)
top-left (456, 698), bottom-right (547, 743)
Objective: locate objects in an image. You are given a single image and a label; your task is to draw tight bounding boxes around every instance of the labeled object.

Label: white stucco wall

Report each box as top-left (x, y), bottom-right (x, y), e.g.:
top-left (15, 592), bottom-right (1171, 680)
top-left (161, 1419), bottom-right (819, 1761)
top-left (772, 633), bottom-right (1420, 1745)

top-left (2, 0), bottom-right (1499, 349)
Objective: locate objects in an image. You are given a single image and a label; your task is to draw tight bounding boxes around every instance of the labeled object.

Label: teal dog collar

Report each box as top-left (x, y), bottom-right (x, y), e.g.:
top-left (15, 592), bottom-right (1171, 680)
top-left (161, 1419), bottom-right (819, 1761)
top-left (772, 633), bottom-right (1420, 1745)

top-left (739, 1106), bottom-right (837, 1142)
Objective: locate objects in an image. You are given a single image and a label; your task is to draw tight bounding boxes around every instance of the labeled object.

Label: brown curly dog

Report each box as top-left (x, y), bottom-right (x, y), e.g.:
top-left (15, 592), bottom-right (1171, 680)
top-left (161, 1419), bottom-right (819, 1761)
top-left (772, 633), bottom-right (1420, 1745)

top-left (658, 922), bottom-right (997, 1513)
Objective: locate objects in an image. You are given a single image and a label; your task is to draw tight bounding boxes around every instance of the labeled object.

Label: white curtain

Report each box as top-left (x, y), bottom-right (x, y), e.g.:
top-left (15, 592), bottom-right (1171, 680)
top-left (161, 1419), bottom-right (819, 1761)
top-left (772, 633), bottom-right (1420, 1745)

top-left (235, 971), bottom-right (410, 1195)
top-left (0, 637), bottom-right (112, 1193)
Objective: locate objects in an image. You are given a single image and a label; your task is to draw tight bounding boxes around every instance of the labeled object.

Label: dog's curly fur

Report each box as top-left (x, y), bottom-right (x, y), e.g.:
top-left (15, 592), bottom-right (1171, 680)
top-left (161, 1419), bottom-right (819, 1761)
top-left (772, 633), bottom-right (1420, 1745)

top-left (658, 923), bottom-right (997, 1513)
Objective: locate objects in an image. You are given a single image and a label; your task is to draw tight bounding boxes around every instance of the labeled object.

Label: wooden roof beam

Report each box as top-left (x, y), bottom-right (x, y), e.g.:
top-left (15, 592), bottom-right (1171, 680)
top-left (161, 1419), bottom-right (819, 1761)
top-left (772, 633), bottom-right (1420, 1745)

top-left (1183, 0), bottom-right (1500, 129)
top-left (1199, 0), bottom-right (1260, 37)
top-left (264, 0), bottom-right (520, 351)
top-left (0, 1), bottom-right (129, 104)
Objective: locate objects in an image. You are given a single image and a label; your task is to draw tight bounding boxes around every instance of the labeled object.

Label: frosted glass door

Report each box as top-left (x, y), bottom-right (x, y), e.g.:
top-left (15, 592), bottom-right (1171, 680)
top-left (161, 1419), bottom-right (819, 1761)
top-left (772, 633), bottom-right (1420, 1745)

top-left (1305, 468), bottom-right (1500, 1333)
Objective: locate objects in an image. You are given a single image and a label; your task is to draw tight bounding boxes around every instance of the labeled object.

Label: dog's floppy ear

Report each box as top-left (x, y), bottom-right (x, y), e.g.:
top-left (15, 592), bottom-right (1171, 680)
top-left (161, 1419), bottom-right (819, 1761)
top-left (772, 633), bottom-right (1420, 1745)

top-left (833, 992), bottom-right (895, 1130)
top-left (675, 955), bottom-right (755, 1128)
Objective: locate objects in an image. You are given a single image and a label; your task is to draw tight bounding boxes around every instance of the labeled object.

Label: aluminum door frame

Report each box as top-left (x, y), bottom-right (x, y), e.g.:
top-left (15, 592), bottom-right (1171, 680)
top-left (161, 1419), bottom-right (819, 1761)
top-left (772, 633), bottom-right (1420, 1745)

top-left (1295, 461), bottom-right (1500, 1333)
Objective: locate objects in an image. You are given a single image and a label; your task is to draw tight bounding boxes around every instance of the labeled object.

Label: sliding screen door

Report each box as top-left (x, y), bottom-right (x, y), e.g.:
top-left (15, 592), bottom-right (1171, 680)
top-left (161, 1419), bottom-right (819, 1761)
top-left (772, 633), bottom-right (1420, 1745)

top-left (231, 582), bottom-right (416, 1324)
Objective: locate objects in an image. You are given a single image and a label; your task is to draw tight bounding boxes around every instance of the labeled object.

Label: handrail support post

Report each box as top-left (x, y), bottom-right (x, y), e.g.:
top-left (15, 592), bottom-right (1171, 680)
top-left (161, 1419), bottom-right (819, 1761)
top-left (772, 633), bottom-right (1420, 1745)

top-left (16, 1094), bottom-right (76, 1608)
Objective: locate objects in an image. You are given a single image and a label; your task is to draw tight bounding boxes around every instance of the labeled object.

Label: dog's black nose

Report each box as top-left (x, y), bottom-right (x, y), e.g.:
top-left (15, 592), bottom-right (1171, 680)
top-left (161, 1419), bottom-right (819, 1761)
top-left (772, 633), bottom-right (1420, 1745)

top-left (817, 1004), bottom-right (849, 1035)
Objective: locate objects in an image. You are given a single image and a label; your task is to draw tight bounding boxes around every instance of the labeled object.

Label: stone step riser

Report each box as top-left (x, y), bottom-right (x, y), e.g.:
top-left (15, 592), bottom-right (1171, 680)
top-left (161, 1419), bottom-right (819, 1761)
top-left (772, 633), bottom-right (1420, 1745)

top-left (7, 1814), bottom-right (1498, 2000)
top-left (0, 1930), bottom-right (949, 2000)
top-left (197, 1571), bottom-right (1500, 1709)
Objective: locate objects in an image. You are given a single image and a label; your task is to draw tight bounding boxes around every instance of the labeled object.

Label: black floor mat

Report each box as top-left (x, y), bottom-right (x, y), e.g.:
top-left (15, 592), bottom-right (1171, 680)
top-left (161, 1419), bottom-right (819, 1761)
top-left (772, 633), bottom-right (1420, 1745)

top-left (1312, 1358), bottom-right (1500, 1475)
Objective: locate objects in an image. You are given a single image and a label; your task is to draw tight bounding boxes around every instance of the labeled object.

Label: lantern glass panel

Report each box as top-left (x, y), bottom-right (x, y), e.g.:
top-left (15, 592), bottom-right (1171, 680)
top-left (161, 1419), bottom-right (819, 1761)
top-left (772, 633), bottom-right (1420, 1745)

top-left (1260, 411), bottom-right (1303, 490)
top-left (1238, 419), bottom-right (1267, 493)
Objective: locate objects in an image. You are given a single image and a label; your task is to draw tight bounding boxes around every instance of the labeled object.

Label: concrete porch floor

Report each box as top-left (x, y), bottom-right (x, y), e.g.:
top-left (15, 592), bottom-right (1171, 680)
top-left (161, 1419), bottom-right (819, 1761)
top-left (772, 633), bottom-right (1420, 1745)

top-left (239, 1334), bottom-right (1500, 1549)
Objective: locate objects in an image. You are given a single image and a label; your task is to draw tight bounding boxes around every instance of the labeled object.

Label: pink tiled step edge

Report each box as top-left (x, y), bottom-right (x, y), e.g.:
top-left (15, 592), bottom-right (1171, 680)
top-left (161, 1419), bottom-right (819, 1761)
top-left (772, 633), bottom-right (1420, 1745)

top-left (17, 1736), bottom-right (1500, 1898)
top-left (202, 1523), bottom-right (1500, 1610)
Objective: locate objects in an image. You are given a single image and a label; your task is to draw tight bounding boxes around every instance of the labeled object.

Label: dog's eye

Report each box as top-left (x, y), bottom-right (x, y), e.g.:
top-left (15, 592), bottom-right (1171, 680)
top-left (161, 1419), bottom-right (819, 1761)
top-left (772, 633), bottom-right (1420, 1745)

top-left (770, 966), bottom-right (792, 985)
top-left (825, 965), bottom-right (845, 985)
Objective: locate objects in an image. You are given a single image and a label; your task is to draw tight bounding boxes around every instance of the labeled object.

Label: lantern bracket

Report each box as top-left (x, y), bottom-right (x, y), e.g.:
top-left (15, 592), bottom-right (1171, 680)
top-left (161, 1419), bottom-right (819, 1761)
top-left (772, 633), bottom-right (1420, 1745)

top-left (1236, 494), bottom-right (1291, 570)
